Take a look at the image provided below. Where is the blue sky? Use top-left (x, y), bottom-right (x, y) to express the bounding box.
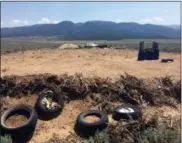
top-left (1, 2), bottom-right (180, 27)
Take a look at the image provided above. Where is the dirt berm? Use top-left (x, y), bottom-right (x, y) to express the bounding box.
top-left (0, 73), bottom-right (181, 143)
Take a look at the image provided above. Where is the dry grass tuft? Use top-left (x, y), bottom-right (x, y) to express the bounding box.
top-left (2, 68), bottom-right (9, 73)
top-left (0, 73), bottom-right (180, 109)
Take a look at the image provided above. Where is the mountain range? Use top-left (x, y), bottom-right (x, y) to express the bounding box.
top-left (1, 21), bottom-right (180, 40)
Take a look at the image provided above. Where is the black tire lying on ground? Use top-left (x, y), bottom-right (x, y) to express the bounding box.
top-left (112, 104), bottom-right (142, 121)
top-left (161, 58), bottom-right (174, 63)
top-left (35, 90), bottom-right (64, 120)
top-left (0, 104), bottom-right (38, 143)
top-left (75, 110), bottom-right (108, 137)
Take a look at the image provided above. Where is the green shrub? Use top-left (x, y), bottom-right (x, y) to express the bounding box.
top-left (137, 124), bottom-right (180, 143)
top-left (83, 130), bottom-right (109, 143)
top-left (1, 136), bottom-right (12, 143)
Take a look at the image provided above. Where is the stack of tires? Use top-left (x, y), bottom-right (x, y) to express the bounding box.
top-left (153, 42), bottom-right (159, 60)
top-left (153, 49), bottom-right (159, 60)
top-left (145, 49), bottom-right (154, 60)
top-left (138, 41), bottom-right (159, 61)
top-left (137, 41), bottom-right (145, 61)
top-left (138, 47), bottom-right (145, 61)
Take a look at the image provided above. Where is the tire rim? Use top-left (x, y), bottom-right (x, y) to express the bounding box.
top-left (118, 107), bottom-right (134, 113)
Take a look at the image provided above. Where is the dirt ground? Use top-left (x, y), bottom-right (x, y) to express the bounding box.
top-left (5, 115), bottom-right (28, 128)
top-left (1, 48), bottom-right (180, 80)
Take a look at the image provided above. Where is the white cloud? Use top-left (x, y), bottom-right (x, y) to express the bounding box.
top-left (115, 19), bottom-right (122, 23)
top-left (153, 17), bottom-right (164, 22)
top-left (10, 20), bottom-right (29, 26)
top-left (37, 17), bottom-right (50, 24)
top-left (115, 19), bottom-right (132, 23)
top-left (13, 20), bottom-right (21, 25)
top-left (37, 18), bottom-right (60, 24)
top-left (6, 18), bottom-right (59, 27)
top-left (140, 17), bottom-right (164, 24)
top-left (1, 21), bottom-right (4, 25)
top-left (23, 20), bottom-right (29, 25)
top-left (52, 20), bottom-right (59, 24)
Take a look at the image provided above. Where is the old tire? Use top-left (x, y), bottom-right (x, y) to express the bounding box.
top-left (0, 104), bottom-right (38, 143)
top-left (35, 90), bottom-right (64, 120)
top-left (161, 58), bottom-right (174, 63)
top-left (76, 110), bottom-right (108, 137)
top-left (112, 104), bottom-right (142, 121)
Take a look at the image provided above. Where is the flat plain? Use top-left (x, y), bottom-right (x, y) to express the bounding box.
top-left (1, 48), bottom-right (180, 80)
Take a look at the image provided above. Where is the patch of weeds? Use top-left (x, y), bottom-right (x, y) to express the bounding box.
top-left (1, 135), bottom-right (12, 143)
top-left (83, 130), bottom-right (109, 143)
top-left (137, 113), bottom-right (180, 143)
top-left (137, 124), bottom-right (180, 143)
top-left (109, 112), bottom-right (180, 143)
top-left (108, 120), bottom-right (140, 143)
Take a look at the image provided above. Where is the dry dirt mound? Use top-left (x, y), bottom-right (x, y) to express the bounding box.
top-left (58, 43), bottom-right (79, 49)
top-left (0, 73), bottom-right (180, 109)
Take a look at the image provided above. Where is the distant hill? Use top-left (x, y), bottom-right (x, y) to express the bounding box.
top-left (1, 21), bottom-right (180, 40)
top-left (168, 25), bottom-right (180, 30)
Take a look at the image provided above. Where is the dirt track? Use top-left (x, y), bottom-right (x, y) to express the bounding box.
top-left (1, 48), bottom-right (180, 80)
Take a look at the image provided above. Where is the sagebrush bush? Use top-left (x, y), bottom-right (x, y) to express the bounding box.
top-left (137, 124), bottom-right (180, 143)
top-left (83, 130), bottom-right (109, 143)
top-left (1, 136), bottom-right (12, 143)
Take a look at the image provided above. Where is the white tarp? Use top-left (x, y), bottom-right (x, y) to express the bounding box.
top-left (85, 43), bottom-right (98, 47)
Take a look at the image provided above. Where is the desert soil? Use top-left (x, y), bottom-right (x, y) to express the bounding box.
top-left (5, 114), bottom-right (28, 128)
top-left (1, 48), bottom-right (180, 80)
top-left (83, 115), bottom-right (100, 123)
